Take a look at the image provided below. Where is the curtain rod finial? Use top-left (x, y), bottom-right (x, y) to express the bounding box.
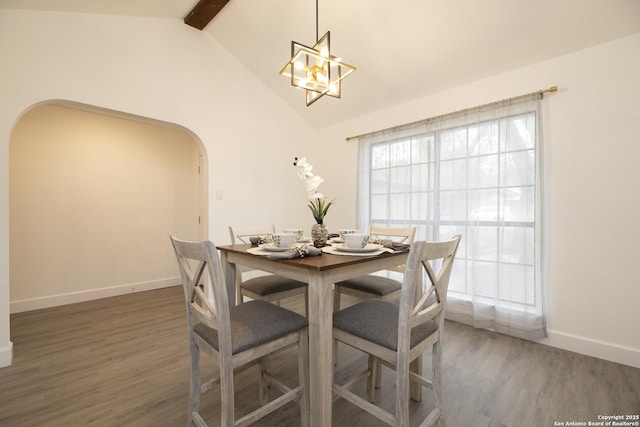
top-left (539, 86), bottom-right (558, 97)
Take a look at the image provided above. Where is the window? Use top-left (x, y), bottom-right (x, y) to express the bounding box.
top-left (356, 94), bottom-right (546, 340)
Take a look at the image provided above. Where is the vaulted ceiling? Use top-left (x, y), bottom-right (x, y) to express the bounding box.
top-left (2, 0), bottom-right (640, 127)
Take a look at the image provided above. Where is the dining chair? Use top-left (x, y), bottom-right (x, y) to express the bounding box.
top-left (229, 225), bottom-right (308, 316)
top-left (332, 235), bottom-right (461, 427)
top-left (170, 235), bottom-right (309, 427)
top-left (333, 226), bottom-right (416, 364)
top-left (333, 225), bottom-right (417, 310)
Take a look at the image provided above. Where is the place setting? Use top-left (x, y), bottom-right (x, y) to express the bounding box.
top-left (247, 230), bottom-right (321, 259)
top-left (323, 232), bottom-right (410, 256)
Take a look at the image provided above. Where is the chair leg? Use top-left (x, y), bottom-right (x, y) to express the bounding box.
top-left (432, 340), bottom-right (444, 426)
top-left (374, 357), bottom-right (382, 386)
top-left (409, 356), bottom-right (423, 401)
top-left (298, 329), bottom-right (310, 427)
top-left (367, 355), bottom-right (378, 402)
top-left (258, 357), bottom-right (271, 405)
top-left (396, 359), bottom-right (411, 427)
top-left (236, 274), bottom-right (243, 305)
top-left (188, 340), bottom-right (201, 427)
top-left (333, 287), bottom-right (341, 312)
top-left (219, 358), bottom-right (235, 427)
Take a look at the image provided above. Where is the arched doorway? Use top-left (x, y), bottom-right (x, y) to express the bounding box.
top-left (9, 100), bottom-right (207, 313)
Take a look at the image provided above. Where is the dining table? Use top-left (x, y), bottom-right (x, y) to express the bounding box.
top-left (217, 243), bottom-right (411, 427)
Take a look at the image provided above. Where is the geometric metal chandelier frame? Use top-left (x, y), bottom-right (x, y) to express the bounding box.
top-left (279, 0), bottom-right (356, 106)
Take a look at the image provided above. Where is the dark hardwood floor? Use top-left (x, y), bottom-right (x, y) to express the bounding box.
top-left (1, 286), bottom-right (638, 426)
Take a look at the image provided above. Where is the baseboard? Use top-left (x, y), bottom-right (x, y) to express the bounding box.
top-left (543, 329), bottom-right (640, 369)
top-left (10, 277), bottom-right (181, 314)
top-left (0, 341), bottom-right (13, 368)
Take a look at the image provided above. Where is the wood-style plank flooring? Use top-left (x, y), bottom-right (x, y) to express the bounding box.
top-left (1, 286), bottom-right (638, 426)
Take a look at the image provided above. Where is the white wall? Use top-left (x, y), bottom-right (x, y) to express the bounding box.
top-left (315, 33), bottom-right (640, 368)
top-left (9, 102), bottom-right (201, 312)
top-left (0, 9), bottom-right (318, 367)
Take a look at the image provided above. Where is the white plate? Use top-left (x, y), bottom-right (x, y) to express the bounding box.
top-left (334, 243), bottom-right (384, 253)
top-left (328, 237), bottom-right (344, 243)
top-left (297, 238), bottom-right (312, 243)
top-left (259, 244), bottom-right (290, 252)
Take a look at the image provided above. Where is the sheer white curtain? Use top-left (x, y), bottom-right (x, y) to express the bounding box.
top-left (356, 93), bottom-right (546, 340)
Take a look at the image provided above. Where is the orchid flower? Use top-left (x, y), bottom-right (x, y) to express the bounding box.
top-left (305, 175), bottom-right (324, 196)
top-left (293, 157), bottom-right (334, 224)
top-left (294, 157), bottom-right (314, 179)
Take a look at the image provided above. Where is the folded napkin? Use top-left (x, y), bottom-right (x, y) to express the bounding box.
top-left (249, 236), bottom-right (271, 246)
top-left (267, 245), bottom-right (323, 260)
top-left (380, 239), bottom-right (411, 252)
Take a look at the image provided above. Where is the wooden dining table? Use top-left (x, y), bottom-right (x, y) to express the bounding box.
top-left (217, 243), bottom-right (410, 427)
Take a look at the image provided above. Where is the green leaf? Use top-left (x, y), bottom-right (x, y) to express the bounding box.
top-left (306, 198), bottom-right (333, 224)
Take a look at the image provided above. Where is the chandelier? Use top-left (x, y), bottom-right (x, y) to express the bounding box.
top-left (279, 0), bottom-right (356, 106)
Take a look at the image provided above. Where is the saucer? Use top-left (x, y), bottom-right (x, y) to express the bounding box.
top-left (333, 243), bottom-right (383, 253)
top-left (259, 243), bottom-right (291, 252)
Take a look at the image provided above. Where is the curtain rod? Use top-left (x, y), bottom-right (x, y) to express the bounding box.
top-left (345, 85), bottom-right (557, 142)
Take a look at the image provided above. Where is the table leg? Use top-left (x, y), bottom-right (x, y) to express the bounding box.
top-left (306, 272), bottom-right (333, 427)
top-left (219, 250), bottom-right (236, 308)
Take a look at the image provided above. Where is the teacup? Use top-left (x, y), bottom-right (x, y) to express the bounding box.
top-left (338, 229), bottom-right (359, 238)
top-left (344, 233), bottom-right (370, 249)
top-left (271, 233), bottom-right (298, 248)
top-left (283, 229), bottom-right (304, 240)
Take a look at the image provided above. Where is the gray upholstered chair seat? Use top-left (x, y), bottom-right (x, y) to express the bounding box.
top-left (241, 275), bottom-right (307, 297)
top-left (194, 300), bottom-right (308, 354)
top-left (333, 299), bottom-right (437, 351)
top-left (229, 226), bottom-right (308, 316)
top-left (335, 275), bottom-right (401, 297)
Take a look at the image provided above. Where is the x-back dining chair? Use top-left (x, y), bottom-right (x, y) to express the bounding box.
top-left (333, 225), bottom-right (416, 363)
top-left (170, 235), bottom-right (309, 427)
top-left (332, 235), bottom-right (461, 427)
top-left (229, 225), bottom-right (308, 316)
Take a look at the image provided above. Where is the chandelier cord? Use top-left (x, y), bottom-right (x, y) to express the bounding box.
top-left (315, 0), bottom-right (319, 42)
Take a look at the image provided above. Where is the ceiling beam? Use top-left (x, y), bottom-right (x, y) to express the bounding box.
top-left (184, 0), bottom-right (230, 30)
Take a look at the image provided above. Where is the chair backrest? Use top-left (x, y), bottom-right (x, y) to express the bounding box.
top-left (398, 235), bottom-right (461, 350)
top-left (229, 225), bottom-right (277, 277)
top-left (368, 225), bottom-right (417, 273)
top-left (170, 235), bottom-right (234, 357)
top-left (368, 225), bottom-right (417, 245)
top-left (229, 224), bottom-right (276, 244)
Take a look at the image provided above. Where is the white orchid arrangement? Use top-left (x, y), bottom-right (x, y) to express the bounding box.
top-left (293, 157), bottom-right (334, 224)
